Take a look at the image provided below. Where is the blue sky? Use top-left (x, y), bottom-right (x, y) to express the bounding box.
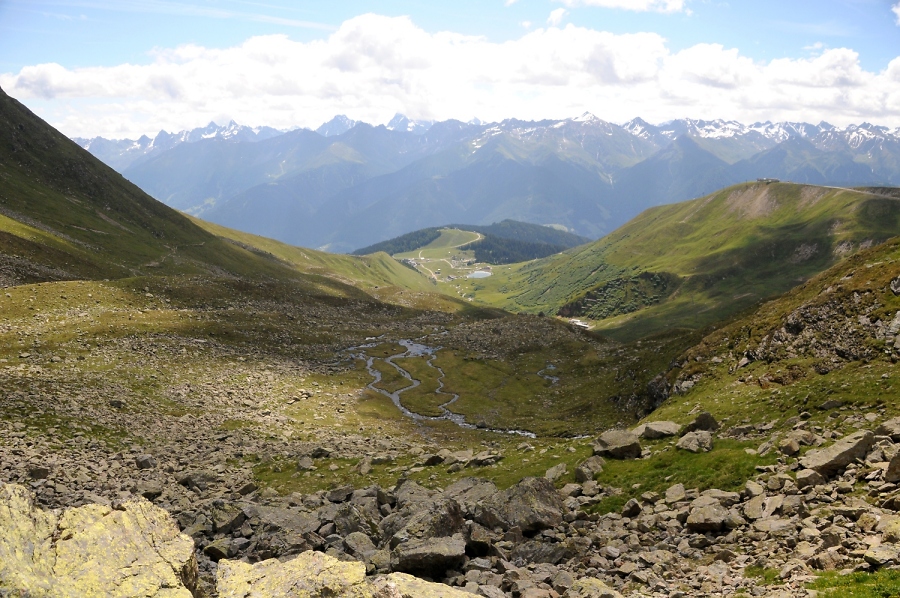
top-left (1, 0), bottom-right (899, 137)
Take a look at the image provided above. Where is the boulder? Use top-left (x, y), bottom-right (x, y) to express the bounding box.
top-left (886, 452), bottom-right (900, 483)
top-left (621, 498), bottom-right (642, 518)
top-left (475, 477), bottom-right (565, 533)
top-left (685, 504), bottom-right (729, 532)
top-left (563, 578), bottom-right (624, 598)
top-left (0, 483), bottom-right (198, 598)
top-left (391, 534), bottom-right (467, 574)
top-left (135, 454), bottom-right (156, 469)
top-left (799, 430), bottom-right (875, 477)
top-left (243, 504), bottom-right (320, 535)
top-left (216, 550), bottom-right (372, 597)
top-left (443, 478), bottom-right (498, 518)
top-left (592, 430), bottom-right (641, 460)
top-left (389, 498), bottom-right (466, 574)
top-left (205, 538), bottom-right (238, 561)
top-left (681, 412), bottom-right (719, 435)
top-left (176, 469), bottom-right (218, 491)
top-left (795, 468), bottom-right (826, 489)
top-left (878, 417), bottom-right (900, 441)
top-left (574, 456), bottom-right (605, 483)
top-left (136, 481), bottom-right (164, 500)
top-left (545, 463), bottom-right (567, 481)
top-left (664, 483), bottom-right (686, 503)
top-left (211, 501), bottom-right (246, 534)
top-left (345, 531), bottom-right (378, 560)
top-left (865, 545), bottom-right (900, 568)
top-left (676, 430), bottom-right (712, 453)
top-left (882, 519), bottom-right (900, 543)
top-left (638, 421), bottom-right (681, 439)
top-left (373, 572), bottom-right (473, 597)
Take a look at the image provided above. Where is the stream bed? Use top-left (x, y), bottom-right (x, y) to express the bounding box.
top-left (346, 339), bottom-right (535, 438)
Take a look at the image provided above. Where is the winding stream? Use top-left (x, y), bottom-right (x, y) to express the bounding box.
top-left (346, 339), bottom-right (535, 438)
top-left (537, 363), bottom-right (560, 385)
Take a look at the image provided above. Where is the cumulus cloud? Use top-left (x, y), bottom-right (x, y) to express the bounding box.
top-left (547, 8), bottom-right (568, 25)
top-left (1, 13), bottom-right (898, 139)
top-left (894, 2), bottom-right (900, 24)
top-left (557, 0), bottom-right (687, 13)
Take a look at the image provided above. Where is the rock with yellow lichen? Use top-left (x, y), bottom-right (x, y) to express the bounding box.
top-left (0, 483), bottom-right (198, 598)
top-left (217, 550), bottom-right (472, 598)
top-left (216, 550), bottom-right (373, 598)
top-left (372, 571), bottom-right (473, 597)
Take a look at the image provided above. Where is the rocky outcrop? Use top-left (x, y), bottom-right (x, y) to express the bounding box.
top-left (592, 430), bottom-right (641, 460)
top-left (0, 483), bottom-right (198, 598)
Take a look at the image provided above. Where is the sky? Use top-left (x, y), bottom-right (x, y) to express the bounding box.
top-left (1, 0), bottom-right (899, 139)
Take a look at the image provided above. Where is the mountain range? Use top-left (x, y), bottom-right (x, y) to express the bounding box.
top-left (73, 113), bottom-right (900, 253)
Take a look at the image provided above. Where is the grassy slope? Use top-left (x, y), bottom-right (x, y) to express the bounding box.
top-left (462, 182), bottom-right (900, 340)
top-left (0, 87), bottom-right (322, 286)
top-left (649, 235), bottom-right (900, 431)
top-left (0, 86), bottom-right (463, 314)
top-left (188, 216), bottom-right (436, 294)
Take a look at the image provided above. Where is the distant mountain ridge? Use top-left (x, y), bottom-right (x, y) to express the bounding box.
top-left (73, 120), bottom-right (285, 171)
top-left (71, 113), bottom-right (900, 253)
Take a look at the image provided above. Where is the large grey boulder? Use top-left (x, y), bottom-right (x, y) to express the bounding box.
top-left (637, 421), bottom-right (681, 439)
top-left (0, 483), bottom-right (198, 598)
top-left (389, 498), bottom-right (466, 575)
top-left (474, 477), bottom-right (565, 533)
top-left (391, 534), bottom-right (467, 574)
top-left (877, 417), bottom-right (900, 441)
top-left (686, 503), bottom-right (730, 532)
top-left (799, 430), bottom-right (874, 477)
top-left (681, 412), bottom-right (719, 435)
top-left (443, 478), bottom-right (498, 517)
top-left (676, 430), bottom-right (713, 453)
top-left (592, 430), bottom-right (641, 460)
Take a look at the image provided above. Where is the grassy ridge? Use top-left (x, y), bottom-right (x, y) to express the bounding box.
top-left (188, 216), bottom-right (436, 294)
top-left (459, 183), bottom-right (900, 340)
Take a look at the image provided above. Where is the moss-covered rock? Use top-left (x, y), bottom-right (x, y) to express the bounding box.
top-left (0, 483), bottom-right (198, 598)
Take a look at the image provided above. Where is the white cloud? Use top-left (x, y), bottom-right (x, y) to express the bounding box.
top-left (547, 8), bottom-right (568, 25)
top-left (2, 13), bottom-right (899, 139)
top-left (556, 0), bottom-right (687, 13)
top-left (894, 2), bottom-right (900, 24)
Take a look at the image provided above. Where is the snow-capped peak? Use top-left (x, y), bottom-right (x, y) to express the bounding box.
top-left (572, 112), bottom-right (600, 123)
top-left (386, 113), bottom-right (434, 134)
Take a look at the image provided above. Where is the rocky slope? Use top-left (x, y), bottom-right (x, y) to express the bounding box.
top-left (11, 409), bottom-right (900, 597)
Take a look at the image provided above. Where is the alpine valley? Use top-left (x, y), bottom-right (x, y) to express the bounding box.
top-left (2, 79), bottom-right (900, 598)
